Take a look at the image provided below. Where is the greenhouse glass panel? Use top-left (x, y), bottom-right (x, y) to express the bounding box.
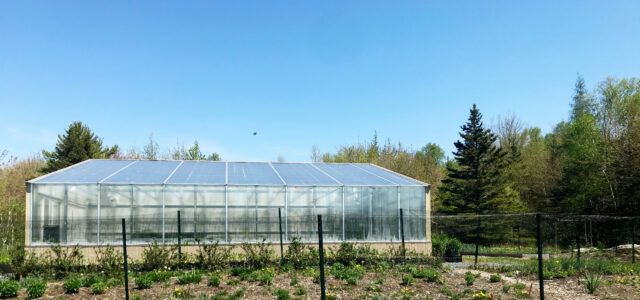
top-left (227, 162), bottom-right (283, 185)
top-left (286, 187), bottom-right (315, 241)
top-left (400, 186), bottom-right (427, 241)
top-left (31, 184), bottom-right (65, 244)
top-left (103, 160), bottom-right (180, 184)
top-left (164, 185), bottom-right (197, 243)
top-left (196, 186), bottom-right (226, 241)
top-left (166, 161), bottom-right (226, 184)
top-left (66, 184), bottom-right (98, 244)
top-left (313, 163), bottom-right (392, 185)
top-left (271, 163), bottom-right (339, 186)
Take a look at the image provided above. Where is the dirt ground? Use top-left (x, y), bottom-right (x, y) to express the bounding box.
top-left (13, 266), bottom-right (640, 299)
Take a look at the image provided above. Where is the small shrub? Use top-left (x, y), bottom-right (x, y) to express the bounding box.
top-left (241, 239), bottom-right (275, 269)
top-left (464, 271), bottom-right (475, 286)
top-left (208, 274), bottom-right (221, 287)
top-left (82, 273), bottom-right (104, 288)
top-left (63, 275), bottom-right (82, 294)
top-left (140, 240), bottom-right (175, 271)
top-left (0, 280), bottom-right (21, 299)
top-left (135, 274), bottom-right (153, 290)
top-left (48, 244), bottom-right (84, 278)
top-left (273, 288), bottom-right (291, 300)
top-left (294, 286), bottom-right (307, 296)
top-left (411, 267), bottom-right (441, 283)
top-left (284, 237), bottom-right (317, 269)
top-left (289, 274), bottom-right (299, 286)
top-left (90, 282), bottom-right (107, 295)
top-left (177, 271), bottom-right (202, 285)
top-left (584, 272), bottom-right (602, 294)
top-left (401, 274), bottom-right (414, 286)
top-left (94, 245), bottom-right (122, 275)
top-left (24, 277), bottom-right (47, 299)
top-left (255, 268), bottom-right (276, 285)
top-left (227, 278), bottom-right (240, 286)
top-left (489, 274), bottom-right (501, 283)
top-left (330, 263), bottom-right (364, 285)
top-left (195, 240), bottom-right (233, 270)
top-left (147, 270), bottom-right (173, 283)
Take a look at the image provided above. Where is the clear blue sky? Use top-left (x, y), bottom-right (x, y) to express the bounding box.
top-left (1, 1), bottom-right (639, 162)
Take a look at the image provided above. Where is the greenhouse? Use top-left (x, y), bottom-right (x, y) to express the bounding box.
top-left (26, 160), bottom-right (430, 248)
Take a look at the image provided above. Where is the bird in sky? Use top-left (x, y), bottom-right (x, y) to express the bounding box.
top-left (252, 132), bottom-right (257, 136)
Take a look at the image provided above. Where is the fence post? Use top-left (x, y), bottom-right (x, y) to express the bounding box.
top-left (474, 216), bottom-right (481, 268)
top-left (121, 218), bottom-right (129, 300)
top-left (400, 208), bottom-right (406, 262)
top-left (575, 219), bottom-right (581, 269)
top-left (633, 219), bottom-right (636, 264)
top-left (317, 215), bottom-right (326, 300)
top-left (177, 210), bottom-right (182, 267)
top-left (279, 207), bottom-right (284, 265)
top-left (536, 213), bottom-right (544, 300)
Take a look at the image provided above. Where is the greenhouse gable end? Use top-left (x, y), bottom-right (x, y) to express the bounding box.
top-left (26, 160), bottom-right (431, 254)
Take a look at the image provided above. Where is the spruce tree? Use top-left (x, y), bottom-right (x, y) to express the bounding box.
top-left (439, 104), bottom-right (522, 214)
top-left (42, 121), bottom-right (118, 173)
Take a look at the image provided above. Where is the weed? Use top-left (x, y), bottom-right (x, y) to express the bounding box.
top-left (401, 274), bottom-right (415, 286)
top-left (208, 274), bottom-right (221, 287)
top-left (135, 273), bottom-right (153, 290)
top-left (177, 270), bottom-right (202, 285)
top-left (273, 288), bottom-right (290, 300)
top-left (464, 271), bottom-right (475, 286)
top-left (489, 274), bottom-right (501, 283)
top-left (330, 262), bottom-right (365, 285)
top-left (294, 285), bottom-right (308, 296)
top-left (584, 272), bottom-right (602, 294)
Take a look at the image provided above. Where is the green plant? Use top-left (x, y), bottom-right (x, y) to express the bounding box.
top-left (208, 274), bottom-right (221, 287)
top-left (472, 290), bottom-right (492, 300)
top-left (464, 271), bottom-right (475, 286)
top-left (411, 266), bottom-right (441, 283)
top-left (489, 274), bottom-right (501, 283)
top-left (330, 262), bottom-right (365, 285)
top-left (177, 270), bottom-right (202, 285)
top-left (228, 287), bottom-right (246, 300)
top-left (255, 268), bottom-right (276, 285)
top-left (147, 270), bottom-right (173, 283)
top-left (140, 240), bottom-right (175, 271)
top-left (289, 274), bottom-right (299, 286)
top-left (273, 288), bottom-right (291, 300)
top-left (90, 282), bottom-right (107, 295)
top-left (24, 277), bottom-right (47, 299)
top-left (294, 285), bottom-right (307, 296)
top-left (227, 278), bottom-right (240, 286)
top-left (241, 239), bottom-right (275, 269)
top-left (195, 240), bottom-right (233, 270)
top-left (135, 273), bottom-right (153, 290)
top-left (584, 272), bottom-right (602, 294)
top-left (501, 284), bottom-right (511, 293)
top-left (401, 274), bottom-right (414, 286)
top-left (48, 244), bottom-right (84, 278)
top-left (94, 244), bottom-right (122, 275)
top-left (63, 275), bottom-right (82, 294)
top-left (173, 287), bottom-right (192, 299)
top-left (284, 237), bottom-right (317, 269)
top-left (82, 273), bottom-right (104, 288)
top-left (432, 234), bottom-right (462, 257)
top-left (0, 279), bottom-right (21, 299)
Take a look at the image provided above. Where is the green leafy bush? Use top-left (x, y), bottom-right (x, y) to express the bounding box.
top-left (140, 240), bottom-right (175, 271)
top-left (147, 270), bottom-right (173, 283)
top-left (208, 274), bottom-right (221, 287)
top-left (90, 282), bottom-right (107, 295)
top-left (48, 244), bottom-right (84, 278)
top-left (94, 245), bottom-right (122, 275)
top-left (284, 237), bottom-right (317, 269)
top-left (135, 274), bottom-right (153, 290)
top-left (432, 235), bottom-right (462, 257)
top-left (255, 268), bottom-right (276, 285)
top-left (330, 241), bottom-right (379, 265)
top-left (24, 277), bottom-right (46, 299)
top-left (195, 240), bottom-right (233, 270)
top-left (0, 279), bottom-right (20, 299)
top-left (63, 275), bottom-right (82, 294)
top-left (411, 267), bottom-right (441, 283)
top-left (176, 270), bottom-right (202, 285)
top-left (273, 288), bottom-right (291, 300)
top-left (294, 286), bottom-right (307, 296)
top-left (489, 274), bottom-right (501, 283)
top-left (82, 273), bottom-right (104, 288)
top-left (330, 262), bottom-right (364, 285)
top-left (401, 274), bottom-right (414, 286)
top-left (241, 239), bottom-right (275, 269)
top-left (464, 271), bottom-right (476, 286)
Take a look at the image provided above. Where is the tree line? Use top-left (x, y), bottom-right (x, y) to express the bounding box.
top-left (322, 76), bottom-right (640, 217)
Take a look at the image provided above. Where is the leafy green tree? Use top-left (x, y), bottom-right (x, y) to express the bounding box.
top-left (439, 104), bottom-right (523, 214)
top-left (181, 141), bottom-right (221, 161)
top-left (42, 122), bottom-right (118, 173)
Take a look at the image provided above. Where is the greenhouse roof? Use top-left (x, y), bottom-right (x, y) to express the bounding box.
top-left (29, 160), bottom-right (428, 187)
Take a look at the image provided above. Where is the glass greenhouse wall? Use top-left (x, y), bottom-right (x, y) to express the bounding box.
top-left (27, 160), bottom-right (429, 246)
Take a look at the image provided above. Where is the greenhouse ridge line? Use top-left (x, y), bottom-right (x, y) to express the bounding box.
top-left (28, 159), bottom-right (428, 187)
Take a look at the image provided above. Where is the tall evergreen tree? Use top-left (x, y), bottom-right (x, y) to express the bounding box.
top-left (42, 121), bottom-right (118, 173)
top-left (439, 104), bottom-right (523, 214)
top-left (571, 75), bottom-right (596, 119)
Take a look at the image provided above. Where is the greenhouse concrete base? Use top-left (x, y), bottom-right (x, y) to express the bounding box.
top-left (26, 241), bottom-right (432, 261)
